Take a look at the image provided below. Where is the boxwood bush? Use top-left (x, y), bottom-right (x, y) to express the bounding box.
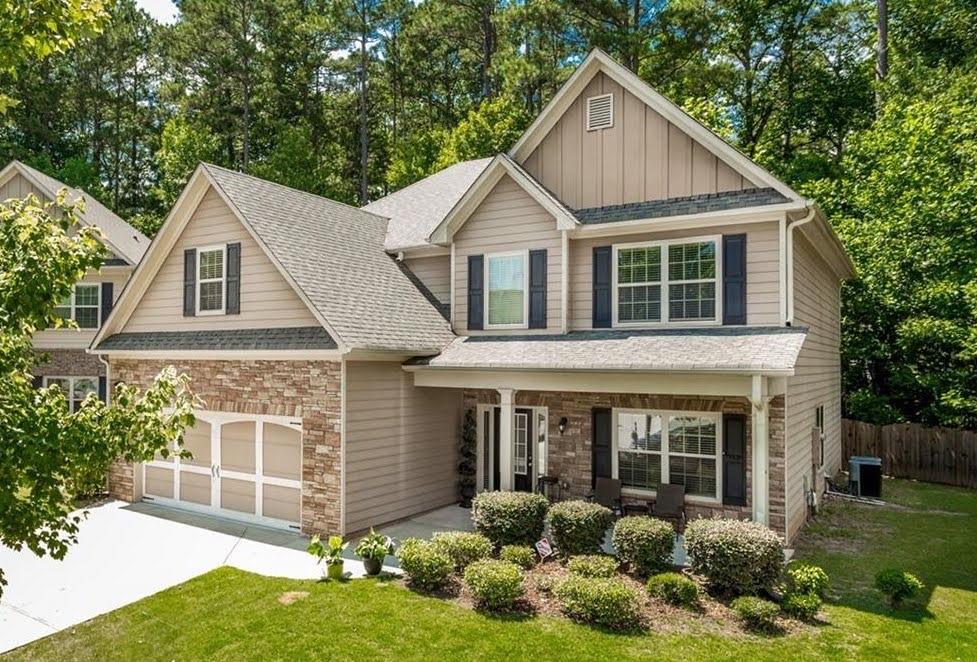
top-left (554, 576), bottom-right (641, 630)
top-left (431, 531), bottom-right (493, 570)
top-left (646, 572), bottom-right (699, 608)
top-left (731, 596), bottom-right (780, 632)
top-left (612, 516), bottom-right (675, 575)
top-left (782, 592), bottom-right (822, 620)
top-left (547, 500), bottom-right (613, 557)
top-left (684, 518), bottom-right (784, 595)
top-left (785, 563), bottom-right (829, 598)
top-left (875, 568), bottom-right (924, 606)
top-left (471, 491), bottom-right (549, 547)
top-left (499, 544), bottom-right (536, 570)
top-left (396, 538), bottom-right (452, 592)
top-left (463, 559), bottom-right (525, 611)
top-left (567, 554), bottom-right (619, 578)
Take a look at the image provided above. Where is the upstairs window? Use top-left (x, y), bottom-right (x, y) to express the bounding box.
top-left (485, 251), bottom-right (527, 328)
top-left (668, 241), bottom-right (717, 321)
top-left (197, 245), bottom-right (226, 314)
top-left (54, 283), bottom-right (101, 329)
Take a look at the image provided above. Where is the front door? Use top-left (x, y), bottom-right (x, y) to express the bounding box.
top-left (491, 407), bottom-right (534, 492)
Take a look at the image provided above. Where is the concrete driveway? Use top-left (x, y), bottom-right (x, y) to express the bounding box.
top-left (0, 500), bottom-right (381, 654)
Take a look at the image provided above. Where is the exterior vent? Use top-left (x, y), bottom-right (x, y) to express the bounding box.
top-left (586, 93), bottom-right (614, 131)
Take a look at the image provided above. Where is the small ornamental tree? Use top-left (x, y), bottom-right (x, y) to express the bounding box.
top-left (0, 194), bottom-right (196, 596)
top-left (458, 409), bottom-right (477, 505)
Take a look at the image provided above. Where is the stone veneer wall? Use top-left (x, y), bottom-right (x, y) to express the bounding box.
top-left (32, 348), bottom-right (106, 377)
top-left (108, 359), bottom-right (342, 536)
top-left (463, 390), bottom-right (787, 540)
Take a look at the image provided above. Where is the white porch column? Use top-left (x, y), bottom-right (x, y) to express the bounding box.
top-left (498, 388), bottom-right (516, 491)
top-left (750, 374), bottom-right (772, 526)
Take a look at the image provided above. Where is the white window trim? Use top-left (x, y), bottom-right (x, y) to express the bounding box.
top-left (611, 407), bottom-right (723, 504)
top-left (53, 282), bottom-right (101, 330)
top-left (43, 375), bottom-right (99, 412)
top-left (586, 92), bottom-right (614, 131)
top-left (475, 404), bottom-right (548, 492)
top-left (612, 234), bottom-right (723, 328)
top-left (483, 249), bottom-right (530, 330)
top-left (815, 404), bottom-right (826, 468)
top-left (196, 244), bottom-right (227, 316)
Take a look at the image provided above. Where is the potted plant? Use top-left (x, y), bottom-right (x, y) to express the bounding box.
top-left (354, 528), bottom-right (394, 576)
top-left (308, 534), bottom-right (348, 580)
top-left (459, 409), bottom-right (477, 506)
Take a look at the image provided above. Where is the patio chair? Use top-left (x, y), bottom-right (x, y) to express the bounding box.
top-left (651, 483), bottom-right (687, 532)
top-left (587, 477), bottom-right (623, 517)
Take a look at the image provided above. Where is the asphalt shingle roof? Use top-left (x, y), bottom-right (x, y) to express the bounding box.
top-left (408, 326), bottom-right (808, 374)
top-left (364, 158), bottom-right (492, 251)
top-left (575, 188), bottom-right (789, 225)
top-left (13, 161), bottom-right (149, 264)
top-left (97, 327), bottom-right (337, 351)
top-left (203, 164), bottom-right (456, 353)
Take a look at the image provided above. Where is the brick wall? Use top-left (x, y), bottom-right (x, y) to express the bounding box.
top-left (463, 389), bottom-right (787, 539)
top-left (108, 358), bottom-right (342, 536)
top-left (32, 348), bottom-right (105, 377)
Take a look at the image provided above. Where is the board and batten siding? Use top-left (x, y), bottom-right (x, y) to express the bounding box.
top-left (343, 360), bottom-right (462, 533)
top-left (521, 72), bottom-right (757, 210)
top-left (123, 187), bottom-right (320, 332)
top-left (0, 171), bottom-right (47, 200)
top-left (452, 175), bottom-right (562, 334)
top-left (784, 233), bottom-right (842, 543)
top-left (404, 255), bottom-right (450, 305)
top-left (568, 221), bottom-right (781, 330)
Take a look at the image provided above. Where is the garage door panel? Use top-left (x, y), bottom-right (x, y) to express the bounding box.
top-left (263, 423), bottom-right (301, 480)
top-left (183, 420), bottom-right (212, 467)
top-left (221, 421), bottom-right (256, 473)
top-left (263, 484), bottom-right (300, 522)
top-left (221, 477), bottom-right (255, 514)
top-left (179, 471), bottom-right (211, 506)
top-left (145, 466), bottom-right (173, 498)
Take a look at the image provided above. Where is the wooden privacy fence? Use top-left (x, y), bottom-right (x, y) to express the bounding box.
top-left (842, 419), bottom-right (977, 489)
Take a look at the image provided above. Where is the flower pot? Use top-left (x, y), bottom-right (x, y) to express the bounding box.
top-left (326, 561), bottom-right (344, 581)
top-left (460, 484), bottom-right (476, 501)
top-left (363, 557), bottom-right (383, 576)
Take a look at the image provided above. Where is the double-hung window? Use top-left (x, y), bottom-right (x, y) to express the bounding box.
top-left (613, 236), bottom-right (720, 325)
top-left (54, 283), bottom-right (101, 329)
top-left (485, 251), bottom-right (528, 328)
top-left (197, 245), bottom-right (226, 314)
top-left (613, 409), bottom-right (721, 500)
top-left (44, 376), bottom-right (98, 412)
top-left (815, 405), bottom-right (825, 467)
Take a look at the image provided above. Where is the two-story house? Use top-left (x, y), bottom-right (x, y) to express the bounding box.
top-left (91, 50), bottom-right (853, 545)
top-left (0, 160), bottom-right (148, 405)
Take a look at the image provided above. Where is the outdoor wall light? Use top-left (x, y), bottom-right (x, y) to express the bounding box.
top-left (558, 417), bottom-right (568, 435)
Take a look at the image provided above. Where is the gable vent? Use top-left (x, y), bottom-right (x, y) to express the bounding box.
top-left (586, 93), bottom-right (614, 131)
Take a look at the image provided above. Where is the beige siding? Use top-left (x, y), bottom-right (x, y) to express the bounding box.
top-left (523, 72), bottom-right (757, 209)
top-left (343, 361), bottom-right (462, 533)
top-left (33, 268), bottom-right (131, 349)
top-left (123, 187), bottom-right (319, 332)
top-left (568, 221), bottom-right (782, 330)
top-left (784, 233), bottom-right (842, 543)
top-left (404, 255), bottom-right (450, 305)
top-left (0, 172), bottom-right (47, 201)
top-left (452, 176), bottom-right (562, 334)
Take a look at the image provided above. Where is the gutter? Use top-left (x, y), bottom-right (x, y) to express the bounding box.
top-left (785, 202), bottom-right (816, 326)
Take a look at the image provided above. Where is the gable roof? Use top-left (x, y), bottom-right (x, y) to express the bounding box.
top-left (508, 49), bottom-right (803, 203)
top-left (95, 164), bottom-right (455, 355)
top-left (0, 160), bottom-right (149, 264)
top-left (364, 158), bottom-right (492, 252)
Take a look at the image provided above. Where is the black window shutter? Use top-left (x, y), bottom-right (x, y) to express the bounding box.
top-left (592, 407), bottom-right (613, 488)
top-left (100, 282), bottom-right (114, 326)
top-left (98, 376), bottom-right (107, 403)
top-left (467, 254), bottom-right (484, 330)
top-left (529, 249), bottom-right (547, 329)
top-left (32, 375), bottom-right (43, 389)
top-left (722, 413), bottom-right (747, 506)
top-left (592, 246), bottom-right (612, 328)
top-left (226, 242), bottom-right (241, 315)
top-left (183, 248), bottom-right (196, 317)
top-left (722, 234), bottom-right (747, 325)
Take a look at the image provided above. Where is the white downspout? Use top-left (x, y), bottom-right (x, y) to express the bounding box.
top-left (785, 204), bottom-right (816, 326)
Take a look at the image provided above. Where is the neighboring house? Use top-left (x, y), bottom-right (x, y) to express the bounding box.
top-left (0, 160), bottom-right (148, 407)
top-left (91, 50), bottom-right (853, 545)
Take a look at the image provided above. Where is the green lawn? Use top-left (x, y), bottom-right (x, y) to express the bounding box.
top-left (8, 479), bottom-right (977, 661)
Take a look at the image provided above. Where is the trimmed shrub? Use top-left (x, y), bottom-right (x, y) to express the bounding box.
top-left (396, 539), bottom-right (452, 592)
top-left (875, 568), bottom-right (924, 606)
top-left (785, 563), bottom-right (829, 598)
top-left (471, 491), bottom-right (549, 547)
top-left (547, 500), bottom-right (614, 557)
top-left (783, 592), bottom-right (822, 620)
top-left (731, 596), bottom-right (780, 632)
top-left (612, 516), bottom-right (675, 575)
top-left (463, 560), bottom-right (525, 611)
top-left (554, 576), bottom-right (641, 630)
top-left (646, 572), bottom-right (699, 608)
top-left (567, 554), bottom-right (619, 578)
top-left (431, 531), bottom-right (493, 570)
top-left (534, 574), bottom-right (558, 594)
top-left (499, 544), bottom-right (536, 570)
top-left (684, 518), bottom-right (784, 595)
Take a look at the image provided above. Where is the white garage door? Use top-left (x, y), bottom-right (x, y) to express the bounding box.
top-left (142, 412), bottom-right (303, 530)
